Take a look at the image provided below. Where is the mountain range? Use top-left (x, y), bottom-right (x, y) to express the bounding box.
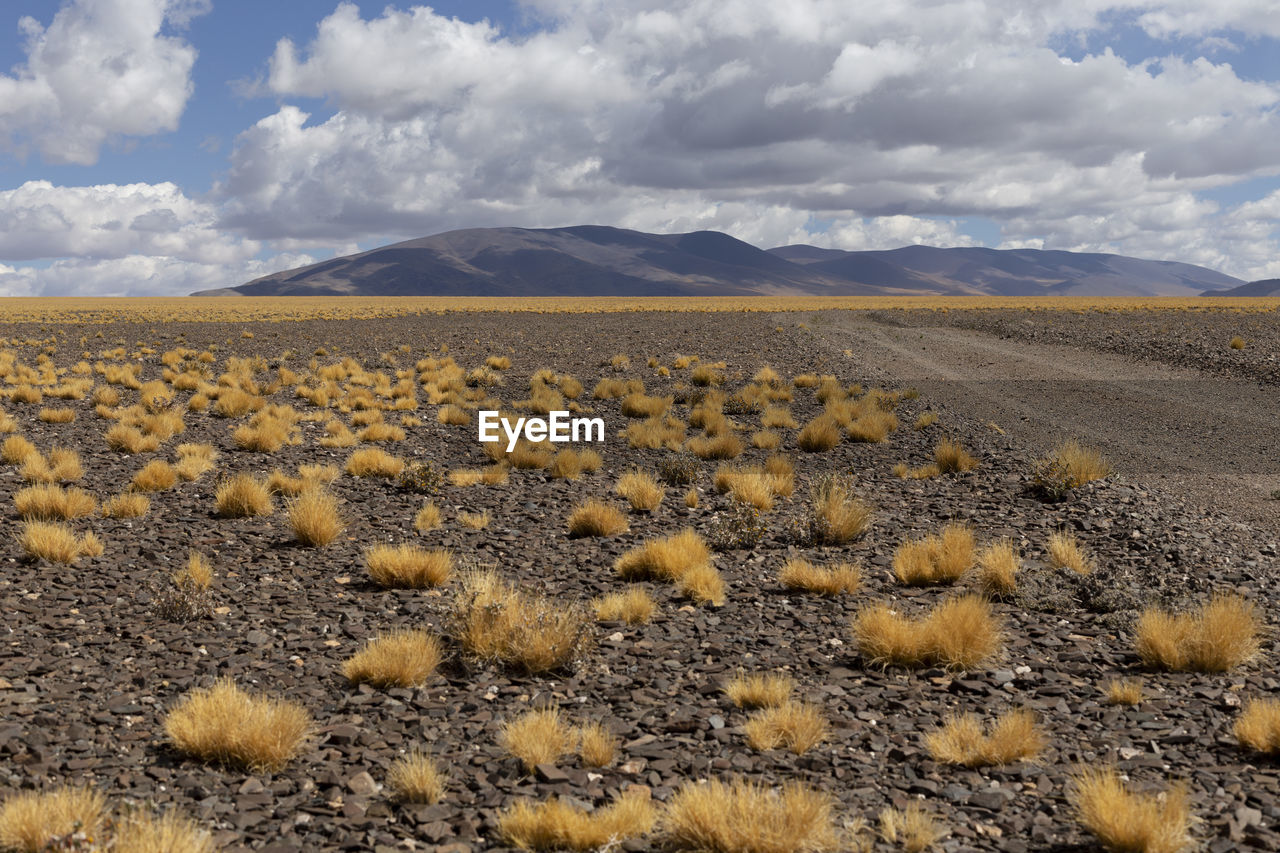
top-left (193, 225), bottom-right (1252, 298)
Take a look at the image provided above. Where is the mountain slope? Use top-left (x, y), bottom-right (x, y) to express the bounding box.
top-left (1204, 278), bottom-right (1280, 297)
top-left (194, 226), bottom-right (1244, 297)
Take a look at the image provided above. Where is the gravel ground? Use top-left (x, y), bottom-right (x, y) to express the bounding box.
top-left (0, 308), bottom-right (1277, 852)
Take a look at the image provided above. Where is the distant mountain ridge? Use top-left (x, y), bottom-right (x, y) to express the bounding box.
top-left (1205, 278), bottom-right (1280, 297)
top-left (194, 225), bottom-right (1245, 298)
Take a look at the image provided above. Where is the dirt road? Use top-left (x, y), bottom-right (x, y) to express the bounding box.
top-left (798, 311), bottom-right (1280, 536)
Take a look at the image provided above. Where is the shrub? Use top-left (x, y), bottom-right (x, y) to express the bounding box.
top-left (0, 786), bottom-right (106, 853)
top-left (779, 557), bottom-right (860, 596)
top-left (724, 672), bottom-right (794, 709)
top-left (593, 587), bottom-right (656, 624)
top-left (499, 791), bottom-right (657, 852)
top-left (1229, 336), bottom-right (1246, 350)
top-left (1047, 529), bottom-right (1095, 574)
top-left (617, 468), bottom-right (663, 511)
top-left (707, 503), bottom-right (768, 551)
top-left (365, 544), bottom-right (452, 588)
top-left (13, 484), bottom-right (96, 521)
top-left (658, 454), bottom-right (700, 486)
top-left (976, 539), bottom-right (1019, 596)
top-left (892, 523), bottom-right (974, 585)
top-left (926, 709), bottom-right (1043, 766)
top-left (131, 459), bottom-right (178, 492)
top-left (1135, 593), bottom-right (1261, 672)
top-left (343, 629), bottom-right (443, 688)
top-left (346, 447), bottom-right (404, 477)
top-left (451, 570), bottom-right (592, 674)
top-left (796, 414), bottom-right (841, 452)
top-left (743, 701), bottom-right (828, 754)
top-left (287, 489), bottom-right (345, 546)
top-left (662, 778), bottom-right (839, 853)
top-left (1235, 698), bottom-right (1280, 754)
top-left (437, 404), bottom-right (471, 425)
top-left (214, 473), bottom-right (274, 518)
top-left (501, 707), bottom-right (578, 771)
top-left (567, 499), bottom-right (629, 537)
top-left (1070, 767), bottom-right (1192, 853)
top-left (164, 678), bottom-right (310, 771)
top-left (853, 595), bottom-right (1003, 670)
top-left (102, 492), bottom-right (150, 518)
top-left (625, 414), bottom-right (686, 450)
top-left (387, 750), bottom-right (447, 804)
top-left (934, 437), bottom-right (978, 473)
top-left (397, 461), bottom-right (443, 494)
top-left (809, 475), bottom-right (871, 544)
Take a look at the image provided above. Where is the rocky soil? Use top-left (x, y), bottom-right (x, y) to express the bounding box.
top-left (0, 308), bottom-right (1277, 852)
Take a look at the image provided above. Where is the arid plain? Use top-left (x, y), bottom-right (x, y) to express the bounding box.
top-left (0, 299), bottom-right (1278, 852)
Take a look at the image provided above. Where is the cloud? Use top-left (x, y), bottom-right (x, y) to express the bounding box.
top-left (0, 0), bottom-right (204, 165)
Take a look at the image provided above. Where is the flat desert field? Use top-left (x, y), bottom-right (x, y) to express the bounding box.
top-left (0, 300), bottom-right (1278, 852)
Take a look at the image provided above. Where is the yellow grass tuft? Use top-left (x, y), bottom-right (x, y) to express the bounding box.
top-left (345, 447), bottom-right (404, 477)
top-left (112, 809), bottom-right (215, 853)
top-left (1047, 529), bottom-right (1096, 574)
top-left (214, 473), bottom-right (274, 518)
top-left (38, 407), bottom-right (75, 423)
top-left (678, 562), bottom-right (726, 606)
top-left (809, 476), bottom-right (872, 544)
top-left (893, 523), bottom-right (975, 586)
top-left (687, 433), bottom-right (744, 460)
top-left (174, 442), bottom-right (218, 481)
top-left (593, 586), bottom-right (656, 624)
top-left (387, 750), bottom-right (447, 804)
top-left (853, 594), bottom-right (1003, 670)
top-left (131, 459), bottom-right (178, 492)
top-left (684, 488), bottom-right (699, 508)
top-left (1070, 767), bottom-right (1192, 853)
top-left (743, 700), bottom-right (829, 754)
top-left (724, 671), bottom-right (794, 709)
top-left (914, 411), bottom-right (939, 430)
top-left (616, 528), bottom-right (711, 582)
top-left (761, 406), bottom-right (797, 429)
top-left (287, 488), bottom-right (345, 546)
top-left (926, 709), bottom-right (1043, 766)
top-left (501, 707), bottom-right (579, 771)
top-left (342, 629), bottom-right (444, 688)
top-left (879, 803), bottom-right (946, 853)
top-left (567, 499), bottom-right (629, 537)
top-left (18, 521), bottom-right (100, 563)
top-left (1134, 593), bottom-right (1261, 672)
top-left (414, 501), bottom-right (442, 531)
top-left (458, 509), bottom-right (490, 529)
top-left (578, 722), bottom-right (618, 767)
top-left (164, 678), bottom-right (310, 772)
top-left (662, 778), bottom-right (839, 853)
top-left (2, 435), bottom-right (39, 465)
top-left (617, 468), bottom-right (664, 511)
top-left (499, 791), bottom-right (657, 852)
top-left (365, 543), bottom-right (452, 588)
top-left (452, 570), bottom-right (591, 674)
top-left (175, 550), bottom-right (213, 591)
top-left (1104, 678), bottom-right (1144, 706)
top-left (1229, 335), bottom-right (1246, 350)
top-left (934, 437), bottom-right (978, 473)
top-left (14, 484), bottom-right (96, 521)
top-left (0, 786), bottom-right (106, 853)
top-left (1235, 698), bottom-right (1280, 754)
top-left (102, 491), bottom-right (150, 518)
top-left (976, 539), bottom-right (1020, 596)
top-left (796, 413), bottom-right (841, 452)
top-left (751, 430), bottom-right (781, 449)
top-left (1041, 439), bottom-right (1111, 487)
top-left (779, 557), bottom-right (860, 596)
top-left (104, 423), bottom-right (161, 454)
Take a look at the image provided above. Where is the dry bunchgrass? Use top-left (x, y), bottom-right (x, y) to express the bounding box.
top-left (1070, 767), bottom-right (1193, 853)
top-left (577, 722), bottom-right (618, 767)
top-left (2, 435), bottom-right (39, 465)
top-left (342, 629), bottom-right (444, 688)
top-left (761, 406), bottom-right (797, 429)
top-left (387, 750), bottom-right (447, 804)
top-left (1235, 698), bottom-right (1280, 754)
top-left (617, 468), bottom-right (664, 511)
top-left (345, 447), bottom-right (404, 477)
top-left (593, 587), bottom-right (656, 624)
top-left (548, 449), bottom-right (584, 480)
top-left (214, 473), bottom-right (274, 518)
top-left (459, 509), bottom-right (490, 529)
top-left (678, 562), bottom-right (726, 606)
top-left (796, 414), bottom-right (841, 452)
top-left (1047, 529), bottom-right (1096, 574)
top-left (414, 501), bottom-right (442, 531)
top-left (437, 404), bottom-right (471, 425)
top-left (809, 476), bottom-right (872, 544)
top-left (926, 708), bottom-right (1043, 766)
top-left (687, 433), bottom-right (744, 460)
top-left (451, 570), bottom-right (591, 674)
top-left (616, 528), bottom-right (710, 582)
top-left (1104, 678), bottom-right (1145, 706)
top-left (779, 557), bottom-right (860, 596)
top-left (501, 706), bottom-right (579, 770)
top-left (846, 409), bottom-right (898, 443)
top-left (499, 791), bottom-right (657, 852)
top-left (1134, 593), bottom-right (1261, 672)
top-left (38, 407), bottom-right (74, 423)
top-left (1044, 439), bottom-right (1112, 487)
top-left (934, 437), bottom-right (979, 473)
top-left (509, 441), bottom-right (553, 470)
top-left (18, 521), bottom-right (100, 563)
top-left (684, 488), bottom-right (699, 508)
top-left (131, 459), bottom-right (178, 492)
top-left (879, 803), bottom-right (945, 853)
top-left (914, 411), bottom-right (939, 430)
top-left (567, 499), bottom-right (629, 537)
top-left (174, 442), bottom-right (218, 481)
top-left (13, 484), bottom-right (96, 521)
top-left (0, 785), bottom-right (106, 853)
top-left (176, 550), bottom-right (213, 591)
top-left (287, 488), bottom-right (345, 546)
top-left (104, 423), bottom-right (161, 454)
top-left (102, 492), bottom-right (150, 518)
top-left (1229, 335), bottom-right (1246, 349)
top-left (625, 414), bottom-right (686, 450)
top-left (853, 594), bottom-right (1003, 670)
top-left (365, 543), bottom-right (452, 588)
top-left (751, 430), bottom-right (781, 449)
top-left (662, 778), bottom-right (839, 853)
top-left (724, 671), bottom-right (794, 709)
top-left (743, 700), bottom-right (828, 754)
top-left (893, 523), bottom-right (975, 586)
top-left (112, 808), bottom-right (216, 853)
top-left (164, 678), bottom-right (310, 771)
top-left (976, 539), bottom-right (1020, 597)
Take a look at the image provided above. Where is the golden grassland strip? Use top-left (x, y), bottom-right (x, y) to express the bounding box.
top-left (0, 295), bottom-right (1276, 323)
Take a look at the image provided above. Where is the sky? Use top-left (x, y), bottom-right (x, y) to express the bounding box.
top-left (0, 0), bottom-right (1278, 296)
